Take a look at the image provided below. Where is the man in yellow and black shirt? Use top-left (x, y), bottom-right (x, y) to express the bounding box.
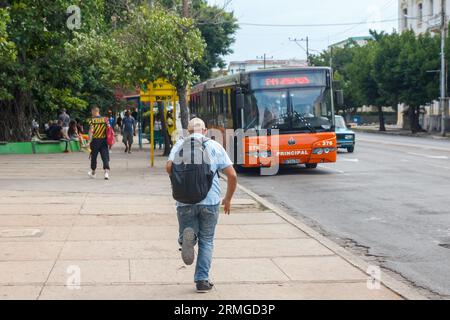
top-left (88, 107), bottom-right (110, 180)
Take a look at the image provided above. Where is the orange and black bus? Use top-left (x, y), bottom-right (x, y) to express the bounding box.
top-left (189, 67), bottom-right (337, 170)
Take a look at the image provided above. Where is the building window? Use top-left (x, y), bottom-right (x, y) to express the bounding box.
top-left (403, 8), bottom-right (408, 29)
top-left (430, 0), bottom-right (434, 15)
top-left (418, 3), bottom-right (423, 25)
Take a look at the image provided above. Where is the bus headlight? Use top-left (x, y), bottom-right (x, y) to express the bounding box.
top-left (345, 135), bottom-right (354, 140)
top-left (313, 148), bottom-right (324, 155)
top-left (312, 148), bottom-right (336, 155)
top-left (246, 151), bottom-right (272, 158)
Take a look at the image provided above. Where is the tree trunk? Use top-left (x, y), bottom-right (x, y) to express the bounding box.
top-left (378, 105), bottom-right (386, 132)
top-left (0, 91), bottom-right (33, 142)
top-left (177, 83), bottom-right (190, 130)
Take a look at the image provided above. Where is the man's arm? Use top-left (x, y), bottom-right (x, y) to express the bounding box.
top-left (221, 166), bottom-right (237, 215)
top-left (166, 161), bottom-right (173, 175)
top-left (88, 125), bottom-right (93, 143)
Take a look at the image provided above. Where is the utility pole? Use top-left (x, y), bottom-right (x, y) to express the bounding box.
top-left (441, 0), bottom-right (448, 136)
top-left (289, 37), bottom-right (310, 65)
top-left (257, 54), bottom-right (273, 69)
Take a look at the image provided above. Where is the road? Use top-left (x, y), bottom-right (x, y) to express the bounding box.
top-left (237, 132), bottom-right (450, 298)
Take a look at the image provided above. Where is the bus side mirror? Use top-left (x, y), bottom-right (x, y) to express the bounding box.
top-left (237, 93), bottom-right (245, 111)
top-left (335, 90), bottom-right (344, 107)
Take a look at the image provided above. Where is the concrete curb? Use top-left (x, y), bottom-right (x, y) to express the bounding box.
top-left (353, 128), bottom-right (450, 141)
top-left (235, 182), bottom-right (428, 300)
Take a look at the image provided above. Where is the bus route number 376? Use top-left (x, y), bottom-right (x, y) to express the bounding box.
top-left (217, 304), bottom-right (276, 316)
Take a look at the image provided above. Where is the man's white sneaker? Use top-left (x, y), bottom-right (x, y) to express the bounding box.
top-left (88, 171), bottom-right (96, 179)
top-left (104, 171), bottom-right (110, 180)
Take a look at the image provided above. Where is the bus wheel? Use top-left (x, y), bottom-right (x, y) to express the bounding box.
top-left (347, 146), bottom-right (355, 153)
top-left (305, 164), bottom-right (318, 169)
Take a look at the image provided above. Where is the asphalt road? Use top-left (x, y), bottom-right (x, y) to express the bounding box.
top-left (237, 132), bottom-right (450, 298)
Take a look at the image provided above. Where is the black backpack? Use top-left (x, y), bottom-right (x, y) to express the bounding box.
top-left (170, 137), bottom-right (216, 204)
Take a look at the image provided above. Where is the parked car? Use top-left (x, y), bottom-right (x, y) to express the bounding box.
top-left (335, 115), bottom-right (355, 153)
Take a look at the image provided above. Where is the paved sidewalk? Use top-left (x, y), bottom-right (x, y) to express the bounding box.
top-left (353, 125), bottom-right (450, 140)
top-left (0, 144), bottom-right (416, 300)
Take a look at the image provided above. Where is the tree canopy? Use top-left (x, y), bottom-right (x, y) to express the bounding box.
top-left (310, 30), bottom-right (442, 133)
top-left (0, 0), bottom-right (237, 141)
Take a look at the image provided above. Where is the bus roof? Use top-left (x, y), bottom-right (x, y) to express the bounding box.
top-left (191, 67), bottom-right (332, 93)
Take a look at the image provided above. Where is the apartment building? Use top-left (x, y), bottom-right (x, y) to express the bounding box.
top-left (398, 0), bottom-right (447, 34)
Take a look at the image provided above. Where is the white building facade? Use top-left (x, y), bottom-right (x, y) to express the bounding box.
top-left (398, 0), bottom-right (450, 132)
top-left (228, 59), bottom-right (307, 75)
top-left (398, 0), bottom-right (447, 34)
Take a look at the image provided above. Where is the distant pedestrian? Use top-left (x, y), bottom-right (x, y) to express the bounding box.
top-left (108, 110), bottom-right (115, 128)
top-left (59, 109), bottom-right (70, 136)
top-left (88, 106), bottom-right (111, 180)
top-left (166, 111), bottom-right (175, 148)
top-left (131, 108), bottom-right (138, 122)
top-left (121, 110), bottom-right (136, 154)
top-left (116, 114), bottom-right (123, 130)
top-left (166, 118), bottom-right (238, 293)
top-left (154, 118), bottom-right (163, 150)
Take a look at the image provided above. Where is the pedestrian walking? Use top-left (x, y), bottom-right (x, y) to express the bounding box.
top-left (121, 110), bottom-right (136, 154)
top-left (88, 107), bottom-right (111, 180)
top-left (116, 114), bottom-right (123, 129)
top-left (166, 118), bottom-right (238, 293)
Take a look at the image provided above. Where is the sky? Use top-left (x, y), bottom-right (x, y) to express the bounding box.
top-left (207, 0), bottom-right (399, 64)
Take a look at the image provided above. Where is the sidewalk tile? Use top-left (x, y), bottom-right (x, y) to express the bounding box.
top-left (211, 258), bottom-right (289, 283)
top-left (47, 260), bottom-right (130, 285)
top-left (0, 227), bottom-right (71, 242)
top-left (0, 204), bottom-right (82, 215)
top-left (0, 286), bottom-right (42, 300)
top-left (215, 282), bottom-right (402, 300)
top-left (219, 213), bottom-right (286, 225)
top-left (0, 261), bottom-right (54, 284)
top-left (239, 224), bottom-right (309, 239)
top-left (59, 240), bottom-right (179, 260)
top-left (130, 259), bottom-right (194, 284)
top-left (273, 256), bottom-right (368, 281)
top-left (0, 242), bottom-right (64, 261)
top-left (39, 284), bottom-right (220, 300)
top-left (68, 226), bottom-right (178, 241)
top-left (214, 239), bottom-right (333, 258)
top-left (74, 214), bottom-right (178, 227)
top-left (0, 215), bottom-right (76, 227)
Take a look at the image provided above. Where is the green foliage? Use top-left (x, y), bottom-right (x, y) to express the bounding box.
top-left (116, 5), bottom-right (206, 88)
top-left (311, 30), bottom-right (442, 130)
top-left (0, 0), bottom-right (236, 141)
top-left (156, 0), bottom-right (238, 81)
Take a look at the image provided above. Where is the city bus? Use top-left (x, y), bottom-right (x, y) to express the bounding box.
top-left (189, 67), bottom-right (337, 171)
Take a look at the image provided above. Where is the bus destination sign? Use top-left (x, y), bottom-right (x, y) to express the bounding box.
top-left (250, 71), bottom-right (327, 89)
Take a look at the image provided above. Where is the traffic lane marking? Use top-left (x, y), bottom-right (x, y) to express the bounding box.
top-left (407, 152), bottom-right (449, 160)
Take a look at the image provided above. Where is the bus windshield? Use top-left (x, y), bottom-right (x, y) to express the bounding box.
top-left (243, 87), bottom-right (334, 133)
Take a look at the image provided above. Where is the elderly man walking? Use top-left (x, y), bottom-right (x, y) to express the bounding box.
top-left (166, 118), bottom-right (237, 293)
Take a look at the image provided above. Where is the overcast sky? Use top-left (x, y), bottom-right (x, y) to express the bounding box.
top-left (207, 0), bottom-right (399, 64)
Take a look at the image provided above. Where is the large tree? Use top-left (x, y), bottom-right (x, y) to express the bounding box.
top-left (113, 4), bottom-right (205, 153)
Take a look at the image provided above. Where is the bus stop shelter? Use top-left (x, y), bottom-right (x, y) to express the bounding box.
top-left (140, 78), bottom-right (178, 167)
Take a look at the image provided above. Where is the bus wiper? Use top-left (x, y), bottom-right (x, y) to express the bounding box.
top-left (293, 112), bottom-right (316, 133)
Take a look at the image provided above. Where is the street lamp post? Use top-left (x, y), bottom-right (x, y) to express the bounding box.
top-left (440, 0), bottom-right (447, 136)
